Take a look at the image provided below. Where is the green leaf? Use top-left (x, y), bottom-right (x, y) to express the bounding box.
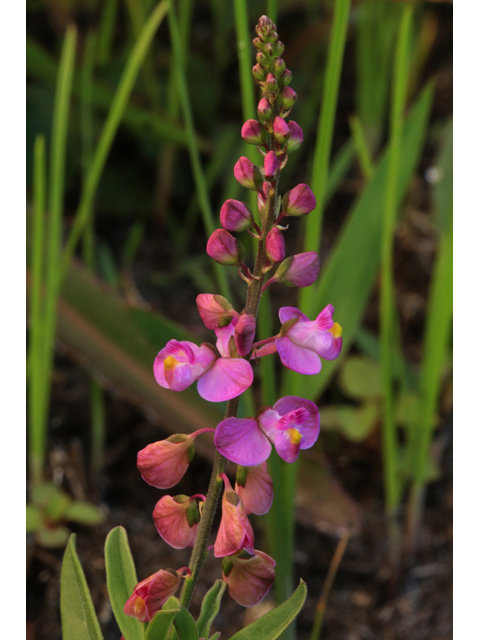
top-left (196, 580), bottom-right (226, 639)
top-left (38, 525), bottom-right (71, 548)
top-left (26, 505), bottom-right (42, 533)
top-left (31, 482), bottom-right (72, 522)
top-left (105, 527), bottom-right (144, 640)
top-left (229, 581), bottom-right (307, 640)
top-left (338, 357), bottom-right (382, 400)
top-left (146, 597), bottom-right (180, 640)
top-left (173, 606), bottom-right (199, 640)
top-left (60, 534), bottom-right (104, 640)
top-left (208, 634), bottom-right (220, 640)
top-left (320, 401), bottom-right (378, 442)
top-left (64, 501), bottom-right (105, 526)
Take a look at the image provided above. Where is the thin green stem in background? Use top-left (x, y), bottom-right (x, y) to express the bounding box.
top-left (61, 0), bottom-right (169, 286)
top-left (380, 4), bottom-right (413, 561)
top-left (349, 114), bottom-right (375, 180)
top-left (267, 0), bottom-right (278, 24)
top-left (97, 0), bottom-right (118, 67)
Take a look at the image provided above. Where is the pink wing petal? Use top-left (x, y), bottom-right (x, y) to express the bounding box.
top-left (318, 335), bottom-right (342, 360)
top-left (278, 306), bottom-right (309, 324)
top-left (273, 429), bottom-right (301, 463)
top-left (215, 318), bottom-right (237, 357)
top-left (276, 337), bottom-right (321, 375)
top-left (236, 463), bottom-right (274, 515)
top-left (215, 418), bottom-right (271, 466)
top-left (273, 396), bottom-right (320, 450)
top-left (197, 358), bottom-right (253, 402)
top-left (153, 496), bottom-right (197, 549)
top-left (315, 304), bottom-right (335, 331)
top-left (144, 571), bottom-right (181, 620)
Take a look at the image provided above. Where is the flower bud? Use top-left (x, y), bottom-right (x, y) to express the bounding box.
top-left (282, 183), bottom-right (316, 216)
top-left (286, 121), bottom-right (303, 152)
top-left (234, 313), bottom-right (256, 357)
top-left (264, 150), bottom-right (279, 182)
top-left (234, 157), bottom-right (263, 191)
top-left (220, 199), bottom-right (254, 232)
top-left (124, 567), bottom-right (190, 622)
top-left (235, 463), bottom-right (273, 516)
top-left (256, 51), bottom-right (269, 68)
top-left (270, 41), bottom-right (285, 57)
top-left (252, 36), bottom-right (265, 51)
top-left (207, 229), bottom-right (244, 266)
top-left (256, 15), bottom-right (277, 41)
top-left (153, 495), bottom-right (202, 549)
top-left (272, 116), bottom-right (290, 145)
top-left (137, 434), bottom-right (195, 489)
top-left (265, 228), bottom-right (285, 263)
top-left (282, 69), bottom-right (292, 86)
top-left (252, 63), bottom-right (267, 82)
top-left (222, 550), bottom-right (275, 608)
top-left (265, 73), bottom-right (278, 92)
top-left (257, 97), bottom-right (272, 123)
top-left (214, 474), bottom-right (254, 558)
top-left (273, 58), bottom-right (286, 76)
top-left (196, 293), bottom-right (237, 330)
top-left (241, 120), bottom-right (267, 147)
top-left (280, 86), bottom-right (297, 110)
top-left (274, 252), bottom-right (320, 288)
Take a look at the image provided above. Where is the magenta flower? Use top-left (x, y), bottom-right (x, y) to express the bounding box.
top-left (286, 121), bottom-right (303, 152)
top-left (124, 567), bottom-right (190, 622)
top-left (265, 227), bottom-right (285, 263)
top-left (282, 183), bottom-right (316, 216)
top-left (153, 494), bottom-right (204, 549)
top-left (220, 199), bottom-right (253, 233)
top-left (272, 116), bottom-right (290, 145)
top-left (234, 313), bottom-right (256, 357)
top-left (241, 119), bottom-right (266, 146)
top-left (235, 463), bottom-right (273, 515)
top-left (222, 550), bottom-right (276, 607)
top-left (214, 396), bottom-right (320, 465)
top-left (275, 304), bottom-right (342, 374)
top-left (214, 474), bottom-right (255, 557)
top-left (207, 229), bottom-right (244, 266)
top-left (196, 293), bottom-right (238, 330)
top-left (234, 157), bottom-right (263, 191)
top-left (264, 150), bottom-right (279, 181)
top-left (272, 252), bottom-right (320, 288)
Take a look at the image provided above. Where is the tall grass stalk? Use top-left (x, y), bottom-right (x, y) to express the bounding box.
top-left (380, 4), bottom-right (413, 566)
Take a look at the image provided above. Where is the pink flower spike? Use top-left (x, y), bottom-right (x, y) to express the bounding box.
top-left (207, 229), bottom-right (244, 266)
top-left (222, 550), bottom-right (275, 607)
top-left (264, 150), bottom-right (279, 182)
top-left (234, 157), bottom-right (263, 192)
top-left (137, 435), bottom-right (194, 489)
top-left (234, 313), bottom-right (256, 356)
top-left (241, 119), bottom-right (266, 146)
top-left (236, 463), bottom-right (273, 515)
top-left (274, 252), bottom-right (320, 288)
top-left (196, 293), bottom-right (238, 330)
top-left (258, 396), bottom-right (320, 463)
top-left (154, 340), bottom-right (216, 392)
top-left (272, 116), bottom-right (290, 145)
top-left (197, 357), bottom-right (254, 402)
top-left (124, 567), bottom-right (190, 622)
top-left (214, 474), bottom-right (254, 557)
top-left (153, 495), bottom-right (202, 549)
top-left (220, 199), bottom-right (254, 233)
top-left (282, 184), bottom-right (316, 217)
top-left (265, 228), bottom-right (285, 263)
top-left (286, 121), bottom-right (303, 152)
top-left (214, 417), bottom-right (272, 467)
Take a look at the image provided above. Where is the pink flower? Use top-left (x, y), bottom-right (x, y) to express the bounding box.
top-left (282, 184), bottom-right (316, 216)
top-left (286, 121), bottom-right (303, 152)
top-left (235, 463), bottom-right (273, 515)
top-left (153, 494), bottom-right (204, 549)
top-left (234, 313), bottom-right (256, 357)
top-left (124, 567), bottom-right (190, 622)
top-left (265, 228), bottom-right (285, 263)
top-left (272, 252), bottom-right (319, 288)
top-left (196, 293), bottom-right (238, 330)
top-left (214, 396), bottom-right (320, 465)
top-left (137, 430), bottom-right (212, 489)
top-left (272, 116), bottom-right (290, 145)
top-left (220, 199), bottom-right (253, 232)
top-left (207, 229), bottom-right (244, 266)
top-left (214, 474), bottom-right (254, 557)
top-left (222, 550), bottom-right (275, 607)
top-left (264, 150), bottom-right (279, 181)
top-left (274, 304), bottom-right (343, 375)
top-left (234, 157), bottom-right (263, 191)
top-left (241, 119), bottom-right (266, 146)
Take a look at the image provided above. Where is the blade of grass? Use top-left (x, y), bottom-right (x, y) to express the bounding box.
top-left (167, 2), bottom-right (231, 300)
top-left (380, 5), bottom-right (413, 539)
top-left (31, 26), bottom-right (77, 486)
top-left (266, 0), bottom-right (278, 24)
top-left (60, 0), bottom-right (169, 285)
top-left (28, 135), bottom-right (47, 485)
top-left (349, 114), bottom-right (374, 180)
top-left (97, 0), bottom-right (118, 67)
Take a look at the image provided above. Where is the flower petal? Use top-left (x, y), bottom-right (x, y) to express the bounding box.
top-left (197, 358), bottom-right (253, 402)
top-left (215, 318), bottom-right (237, 357)
top-left (144, 570), bottom-right (181, 620)
top-left (273, 396), bottom-right (320, 450)
top-left (278, 306), bottom-right (309, 324)
top-left (276, 337), bottom-right (321, 375)
top-left (251, 342), bottom-right (278, 358)
top-left (215, 418), bottom-right (271, 466)
top-left (153, 496), bottom-right (197, 549)
top-left (137, 439), bottom-right (191, 489)
top-left (272, 429), bottom-right (301, 463)
top-left (236, 463), bottom-right (273, 515)
top-left (223, 550), bottom-right (276, 607)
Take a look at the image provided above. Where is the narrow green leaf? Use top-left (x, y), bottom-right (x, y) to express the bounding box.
top-left (60, 534), bottom-right (104, 640)
top-left (172, 606), bottom-right (198, 640)
top-left (64, 501), bottom-right (105, 526)
top-left (208, 634), bottom-right (220, 640)
top-left (105, 526), bottom-right (144, 640)
top-left (349, 114), bottom-right (374, 179)
top-left (196, 580), bottom-right (226, 639)
top-left (229, 581), bottom-right (307, 640)
top-left (146, 597), bottom-right (180, 640)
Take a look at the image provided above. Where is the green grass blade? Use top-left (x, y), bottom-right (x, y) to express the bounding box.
top-left (61, 1), bottom-right (169, 285)
top-left (266, 0), bottom-right (278, 24)
top-left (349, 114), bottom-right (374, 180)
top-left (28, 135), bottom-right (47, 485)
top-left (167, 2), bottom-right (231, 300)
top-left (97, 0), bottom-right (118, 67)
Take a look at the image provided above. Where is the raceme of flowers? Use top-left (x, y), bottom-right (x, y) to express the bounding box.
top-left (124, 15), bottom-right (342, 621)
